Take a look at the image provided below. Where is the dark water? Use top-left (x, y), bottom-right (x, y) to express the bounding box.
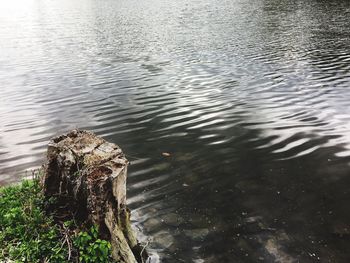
top-left (1, 0), bottom-right (350, 261)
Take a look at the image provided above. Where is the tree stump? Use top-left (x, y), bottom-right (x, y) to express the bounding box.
top-left (43, 130), bottom-right (146, 263)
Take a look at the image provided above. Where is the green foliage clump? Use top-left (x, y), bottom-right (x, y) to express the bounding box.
top-left (0, 179), bottom-right (68, 262)
top-left (0, 177), bottom-right (113, 263)
top-left (74, 225), bottom-right (112, 263)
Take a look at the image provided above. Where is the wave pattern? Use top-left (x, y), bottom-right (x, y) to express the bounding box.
top-left (1, 0), bottom-right (350, 261)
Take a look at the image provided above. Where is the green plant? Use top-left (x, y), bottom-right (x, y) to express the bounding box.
top-left (0, 178), bottom-right (69, 262)
top-left (74, 225), bottom-right (112, 263)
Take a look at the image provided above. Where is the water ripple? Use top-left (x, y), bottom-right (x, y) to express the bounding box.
top-left (1, 0), bottom-right (350, 261)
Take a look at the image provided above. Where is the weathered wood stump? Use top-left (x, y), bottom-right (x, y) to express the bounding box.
top-left (43, 130), bottom-right (145, 263)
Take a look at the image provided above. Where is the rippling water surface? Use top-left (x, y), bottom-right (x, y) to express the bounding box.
top-left (1, 0), bottom-right (350, 261)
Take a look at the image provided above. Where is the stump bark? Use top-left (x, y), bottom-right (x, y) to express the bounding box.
top-left (43, 130), bottom-right (145, 263)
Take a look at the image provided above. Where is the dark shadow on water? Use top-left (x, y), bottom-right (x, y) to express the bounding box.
top-left (105, 113), bottom-right (350, 262)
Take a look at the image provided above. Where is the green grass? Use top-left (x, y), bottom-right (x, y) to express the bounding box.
top-left (0, 176), bottom-right (112, 263)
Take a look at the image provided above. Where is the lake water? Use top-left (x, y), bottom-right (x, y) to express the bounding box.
top-left (1, 0), bottom-right (350, 261)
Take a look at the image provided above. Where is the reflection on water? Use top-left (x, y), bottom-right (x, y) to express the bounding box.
top-left (1, 0), bottom-right (350, 261)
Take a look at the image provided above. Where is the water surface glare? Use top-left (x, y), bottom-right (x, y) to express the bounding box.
top-left (1, 0), bottom-right (350, 261)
